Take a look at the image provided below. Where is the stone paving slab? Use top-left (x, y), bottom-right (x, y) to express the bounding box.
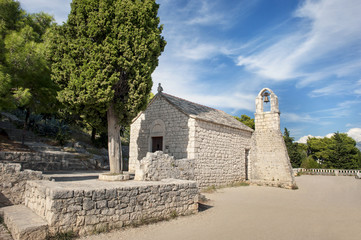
top-left (27, 178), bottom-right (195, 191)
top-left (2, 205), bottom-right (48, 240)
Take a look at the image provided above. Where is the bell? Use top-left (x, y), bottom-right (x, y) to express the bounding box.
top-left (263, 92), bottom-right (270, 103)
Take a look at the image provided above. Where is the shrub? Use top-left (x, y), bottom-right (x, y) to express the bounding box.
top-left (46, 231), bottom-right (76, 240)
top-left (301, 156), bottom-right (320, 169)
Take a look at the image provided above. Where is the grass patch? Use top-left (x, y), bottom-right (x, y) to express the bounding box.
top-left (291, 184), bottom-right (299, 190)
top-left (46, 231), bottom-right (77, 240)
top-left (202, 185), bottom-right (217, 193)
top-left (170, 210), bottom-right (178, 219)
top-left (91, 224), bottom-right (110, 235)
top-left (201, 181), bottom-right (250, 193)
top-left (131, 211), bottom-right (182, 228)
top-left (0, 215), bottom-right (3, 224)
top-left (227, 181), bottom-right (250, 187)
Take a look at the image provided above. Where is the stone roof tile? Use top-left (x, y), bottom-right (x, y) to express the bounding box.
top-left (160, 93), bottom-right (253, 132)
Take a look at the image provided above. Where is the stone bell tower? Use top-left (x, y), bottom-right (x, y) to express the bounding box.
top-left (249, 88), bottom-right (295, 188)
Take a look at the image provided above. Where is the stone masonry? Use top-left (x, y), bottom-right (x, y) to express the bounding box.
top-left (0, 151), bottom-right (96, 171)
top-left (135, 151), bottom-right (195, 181)
top-left (194, 120), bottom-right (252, 187)
top-left (0, 163), bottom-right (48, 207)
top-left (129, 92), bottom-right (253, 188)
top-left (24, 179), bottom-right (199, 236)
top-left (249, 88), bottom-right (295, 187)
top-left (129, 94), bottom-right (190, 171)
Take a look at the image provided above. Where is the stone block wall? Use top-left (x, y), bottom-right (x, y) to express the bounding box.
top-left (134, 151), bottom-right (195, 181)
top-left (24, 179), bottom-right (198, 236)
top-left (0, 151), bottom-right (97, 171)
top-left (249, 129), bottom-right (295, 187)
top-left (129, 96), bottom-right (190, 172)
top-left (194, 120), bottom-right (252, 187)
top-left (250, 131), bottom-right (294, 185)
top-left (0, 163), bottom-right (48, 207)
top-left (254, 112), bottom-right (280, 131)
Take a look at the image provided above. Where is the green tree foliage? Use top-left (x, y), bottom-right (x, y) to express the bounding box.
top-left (307, 133), bottom-right (361, 169)
top-left (0, 0), bottom-right (57, 114)
top-left (283, 128), bottom-right (305, 168)
top-left (48, 0), bottom-right (165, 128)
top-left (48, 0), bottom-right (166, 172)
top-left (234, 114), bottom-right (255, 130)
top-left (300, 156), bottom-right (320, 169)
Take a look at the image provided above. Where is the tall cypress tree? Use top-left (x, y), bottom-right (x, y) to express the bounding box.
top-left (48, 0), bottom-right (166, 173)
top-left (283, 128), bottom-right (303, 168)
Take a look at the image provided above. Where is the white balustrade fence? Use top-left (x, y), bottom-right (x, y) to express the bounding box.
top-left (293, 168), bottom-right (361, 176)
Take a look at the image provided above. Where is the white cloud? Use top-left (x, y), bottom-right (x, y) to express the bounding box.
top-left (347, 128), bottom-right (361, 142)
top-left (282, 113), bottom-right (315, 123)
top-left (297, 135), bottom-right (324, 144)
top-left (297, 128), bottom-right (361, 144)
top-left (150, 0), bottom-right (262, 112)
top-left (236, 0), bottom-right (361, 86)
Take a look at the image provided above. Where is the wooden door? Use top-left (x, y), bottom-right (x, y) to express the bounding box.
top-left (152, 137), bottom-right (163, 152)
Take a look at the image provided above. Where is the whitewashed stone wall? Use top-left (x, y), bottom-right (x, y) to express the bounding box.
top-left (0, 163), bottom-right (48, 207)
top-left (135, 151), bottom-right (195, 181)
top-left (24, 179), bottom-right (198, 236)
top-left (129, 96), bottom-right (190, 172)
top-left (194, 120), bottom-right (252, 188)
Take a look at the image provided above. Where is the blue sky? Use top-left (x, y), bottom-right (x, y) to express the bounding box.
top-left (19, 0), bottom-right (361, 143)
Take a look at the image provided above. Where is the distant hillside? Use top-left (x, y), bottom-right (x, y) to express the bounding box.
top-left (357, 142), bottom-right (361, 151)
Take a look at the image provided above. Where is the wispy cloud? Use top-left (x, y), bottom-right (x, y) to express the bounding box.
top-left (152, 0), bottom-right (261, 111)
top-left (282, 113), bottom-right (315, 123)
top-left (236, 0), bottom-right (361, 86)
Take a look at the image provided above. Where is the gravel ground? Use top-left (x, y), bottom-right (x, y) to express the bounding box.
top-left (81, 175), bottom-right (361, 240)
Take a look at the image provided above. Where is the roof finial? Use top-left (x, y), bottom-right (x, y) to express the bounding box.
top-left (157, 83), bottom-right (163, 93)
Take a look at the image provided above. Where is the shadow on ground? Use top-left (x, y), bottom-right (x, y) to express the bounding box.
top-left (198, 203), bottom-right (213, 212)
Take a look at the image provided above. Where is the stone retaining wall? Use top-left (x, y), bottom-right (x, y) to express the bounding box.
top-left (0, 152), bottom-right (95, 171)
top-left (135, 151), bottom-right (194, 181)
top-left (0, 163), bottom-right (48, 207)
top-left (24, 179), bottom-right (198, 236)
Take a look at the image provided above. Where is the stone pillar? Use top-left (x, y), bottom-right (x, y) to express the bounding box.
top-left (249, 88), bottom-right (295, 188)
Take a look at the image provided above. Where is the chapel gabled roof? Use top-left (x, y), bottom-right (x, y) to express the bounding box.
top-left (159, 93), bottom-right (253, 132)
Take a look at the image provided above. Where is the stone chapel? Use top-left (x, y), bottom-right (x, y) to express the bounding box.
top-left (129, 86), bottom-right (295, 188)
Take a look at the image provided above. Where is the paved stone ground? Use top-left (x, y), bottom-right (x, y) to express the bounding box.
top-left (81, 175), bottom-right (361, 240)
top-left (0, 223), bottom-right (12, 240)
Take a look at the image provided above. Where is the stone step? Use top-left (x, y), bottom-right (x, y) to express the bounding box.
top-left (1, 205), bottom-right (48, 240)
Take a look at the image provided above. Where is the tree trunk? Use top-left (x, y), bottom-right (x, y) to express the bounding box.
top-left (22, 108), bottom-right (30, 146)
top-left (91, 127), bottom-right (96, 144)
top-left (107, 103), bottom-right (122, 174)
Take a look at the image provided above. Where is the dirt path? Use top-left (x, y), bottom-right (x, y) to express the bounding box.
top-left (81, 176), bottom-right (361, 240)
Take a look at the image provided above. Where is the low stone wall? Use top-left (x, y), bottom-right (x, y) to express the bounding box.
top-left (294, 168), bottom-right (361, 176)
top-left (0, 151), bottom-right (96, 171)
top-left (24, 179), bottom-right (198, 236)
top-left (0, 163), bottom-right (48, 207)
top-left (135, 151), bottom-right (194, 181)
